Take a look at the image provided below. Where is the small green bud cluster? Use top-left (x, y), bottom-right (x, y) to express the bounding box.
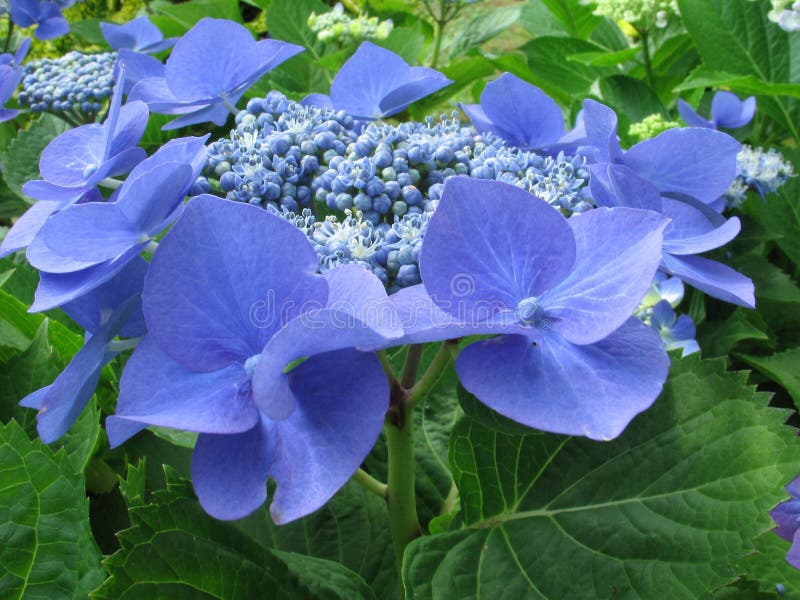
top-left (628, 113), bottom-right (680, 143)
top-left (308, 3), bottom-right (393, 44)
top-left (591, 0), bottom-right (679, 29)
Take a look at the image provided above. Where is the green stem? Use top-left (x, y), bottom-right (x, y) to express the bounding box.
top-left (430, 19), bottom-right (446, 69)
top-left (3, 22), bottom-right (14, 55)
top-left (353, 468), bottom-right (388, 498)
top-left (400, 344), bottom-right (423, 389)
top-left (407, 340), bottom-right (457, 408)
top-left (385, 402), bottom-right (421, 586)
top-left (638, 28), bottom-right (657, 91)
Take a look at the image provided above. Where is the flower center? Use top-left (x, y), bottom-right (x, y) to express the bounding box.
top-left (515, 297), bottom-right (546, 327)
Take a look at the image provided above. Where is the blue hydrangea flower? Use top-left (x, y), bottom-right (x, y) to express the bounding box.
top-left (645, 300), bottom-right (699, 357)
top-left (771, 476), bottom-right (800, 569)
top-left (461, 73), bottom-right (583, 154)
top-left (582, 100), bottom-right (743, 209)
top-left (589, 163), bottom-right (755, 307)
top-left (100, 16), bottom-right (175, 53)
top-left (414, 176), bottom-right (670, 439)
top-left (18, 50), bottom-right (116, 115)
top-left (0, 64), bottom-right (23, 123)
top-left (0, 36), bottom-right (30, 67)
top-left (726, 144), bottom-right (794, 206)
top-left (20, 258), bottom-right (147, 443)
top-left (678, 91), bottom-right (756, 130)
top-left (27, 135), bottom-right (209, 312)
top-left (9, 0), bottom-right (68, 40)
top-left (129, 18), bottom-right (303, 130)
top-left (0, 71), bottom-right (148, 258)
top-left (106, 195), bottom-right (400, 523)
top-left (303, 41), bottom-right (452, 121)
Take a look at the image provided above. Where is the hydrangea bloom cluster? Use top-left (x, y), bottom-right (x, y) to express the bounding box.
top-left (769, 0), bottom-right (800, 31)
top-left (19, 50), bottom-right (115, 115)
top-left (591, 0), bottom-right (679, 28)
top-left (7, 0), bottom-right (70, 40)
top-left (635, 273), bottom-right (699, 356)
top-left (724, 145), bottom-right (794, 207)
top-left (208, 93), bottom-right (591, 223)
top-left (206, 92), bottom-right (358, 212)
top-left (308, 3), bottom-right (393, 44)
top-left (628, 113), bottom-right (680, 143)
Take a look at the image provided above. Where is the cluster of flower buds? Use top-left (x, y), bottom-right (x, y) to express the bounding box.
top-left (725, 145), bottom-right (794, 207)
top-left (592, 0), bottom-right (680, 29)
top-left (18, 51), bottom-right (115, 115)
top-left (308, 3), bottom-right (393, 44)
top-left (769, 0), bottom-right (800, 31)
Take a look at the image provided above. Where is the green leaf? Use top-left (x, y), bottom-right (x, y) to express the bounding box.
top-left (379, 26), bottom-right (427, 64)
top-left (0, 420), bottom-right (104, 599)
top-left (568, 46), bottom-right (639, 67)
top-left (699, 308), bottom-right (771, 358)
top-left (599, 75), bottom-right (665, 122)
top-left (69, 19), bottom-right (108, 46)
top-left (450, 6), bottom-right (521, 58)
top-left (93, 478), bottom-right (377, 599)
top-left (0, 114), bottom-right (70, 200)
top-left (267, 0), bottom-right (327, 60)
top-left (150, 0), bottom-right (241, 37)
top-left (675, 66), bottom-right (800, 99)
top-left (119, 457), bottom-right (147, 508)
top-left (527, 0), bottom-right (602, 39)
top-left (732, 253), bottom-right (800, 305)
top-left (738, 533), bottom-right (800, 598)
top-left (520, 36), bottom-right (616, 104)
top-left (748, 178), bottom-right (800, 266)
top-left (404, 356), bottom-right (798, 598)
top-left (0, 178), bottom-right (28, 220)
top-left (739, 348), bottom-right (800, 409)
top-left (678, 0), bottom-right (800, 140)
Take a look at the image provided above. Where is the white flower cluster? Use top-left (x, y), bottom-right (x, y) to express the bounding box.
top-left (308, 3), bottom-right (393, 44)
top-left (768, 0), bottom-right (800, 31)
top-left (590, 0), bottom-right (679, 28)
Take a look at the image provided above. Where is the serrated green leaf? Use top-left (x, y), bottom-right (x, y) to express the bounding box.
top-left (0, 420), bottom-right (104, 599)
top-left (732, 253), bottom-right (800, 305)
top-left (450, 6), bottom-right (521, 58)
top-left (403, 356), bottom-right (798, 598)
top-left (267, 0), bottom-right (327, 61)
top-left (0, 114), bottom-right (70, 200)
top-left (678, 0), bottom-right (800, 141)
top-left (748, 178), bottom-right (800, 266)
top-left (93, 478), bottom-right (376, 599)
top-left (119, 457), bottom-right (147, 507)
top-left (525, 0), bottom-right (602, 39)
top-left (738, 533), bottom-right (800, 598)
top-left (739, 348), bottom-right (800, 409)
top-left (699, 308), bottom-right (771, 358)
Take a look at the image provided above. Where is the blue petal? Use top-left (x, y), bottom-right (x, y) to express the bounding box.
top-left (116, 49), bottom-right (165, 94)
top-left (191, 419), bottom-right (274, 520)
top-left (0, 200), bottom-right (60, 258)
top-left (460, 103), bottom-right (496, 138)
top-left (143, 195), bottom-right (327, 372)
top-left (711, 91), bottom-right (756, 129)
top-left (101, 16), bottom-right (166, 52)
top-left (477, 73), bottom-right (564, 149)
top-left (420, 177), bottom-right (576, 319)
top-left (161, 102), bottom-right (231, 130)
top-left (622, 128), bottom-right (741, 204)
top-left (660, 253), bottom-right (755, 308)
top-left (107, 337), bottom-right (257, 447)
top-left (301, 93), bottom-right (334, 110)
top-left (105, 100), bottom-right (149, 160)
top-left (377, 68), bottom-right (451, 117)
top-left (661, 201), bottom-right (741, 255)
top-left (578, 99), bottom-right (622, 163)
top-left (588, 163), bottom-right (662, 211)
top-left (677, 99), bottom-right (714, 129)
top-left (269, 348), bottom-right (388, 524)
top-left (116, 161), bottom-right (194, 233)
top-left (456, 318), bottom-right (669, 440)
top-left (541, 207), bottom-right (668, 345)
top-left (31, 242), bottom-right (148, 312)
top-left (38, 124), bottom-right (106, 186)
top-left (330, 41), bottom-right (410, 119)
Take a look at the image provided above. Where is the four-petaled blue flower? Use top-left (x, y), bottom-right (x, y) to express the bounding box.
top-left (406, 176), bottom-right (671, 440)
top-left (771, 476), bottom-right (800, 569)
top-left (106, 195), bottom-right (402, 523)
top-left (129, 18), bottom-right (304, 130)
top-left (678, 91), bottom-right (756, 130)
top-left (9, 0), bottom-right (69, 40)
top-left (303, 41), bottom-right (452, 121)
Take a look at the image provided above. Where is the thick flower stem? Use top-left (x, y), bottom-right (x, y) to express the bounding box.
top-left (385, 399), bottom-right (421, 587)
top-left (407, 339), bottom-right (457, 408)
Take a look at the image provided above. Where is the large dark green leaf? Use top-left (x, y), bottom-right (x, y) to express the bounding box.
top-left (93, 477), bottom-right (376, 599)
top-left (149, 0), bottom-right (241, 37)
top-left (0, 115), bottom-right (69, 200)
top-left (0, 420), bottom-right (104, 599)
top-left (403, 356), bottom-right (798, 598)
top-left (519, 0), bottom-right (601, 39)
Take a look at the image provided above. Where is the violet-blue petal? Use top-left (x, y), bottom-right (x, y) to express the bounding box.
top-left (105, 101), bottom-right (149, 159)
top-left (711, 91), bottom-right (756, 129)
top-left (62, 256), bottom-right (148, 337)
top-left (588, 163), bottom-right (662, 211)
top-left (475, 73), bottom-right (564, 149)
top-left (460, 103), bottom-right (495, 138)
top-left (323, 263), bottom-right (403, 340)
top-left (128, 77), bottom-right (196, 113)
top-left (143, 195), bottom-right (326, 372)
top-left (31, 242), bottom-right (148, 312)
top-left (116, 49), bottom-right (165, 94)
top-left (0, 200), bottom-right (60, 258)
top-left (661, 200), bottom-right (741, 255)
top-left (660, 253), bottom-right (755, 308)
top-left (191, 419), bottom-right (274, 521)
top-left (541, 207), bottom-right (668, 345)
top-left (772, 476), bottom-right (800, 542)
top-left (269, 348), bottom-right (388, 524)
top-left (116, 161), bottom-right (193, 233)
top-left (0, 64), bottom-right (22, 106)
top-left (11, 0), bottom-right (68, 40)
top-left (456, 318), bottom-right (669, 440)
top-left (622, 128), bottom-right (741, 204)
top-left (677, 99), bottom-right (714, 129)
top-left (101, 16), bottom-right (173, 52)
top-left (251, 309), bottom-right (390, 420)
top-left (38, 125), bottom-right (107, 185)
top-left (107, 338), bottom-right (257, 447)
top-left (420, 177), bottom-right (576, 317)
top-left (579, 99), bottom-right (622, 163)
top-left (377, 67), bottom-right (451, 117)
top-left (0, 108), bottom-right (19, 123)
top-left (329, 41), bottom-right (410, 119)
top-left (160, 102), bottom-right (231, 130)
top-left (301, 93), bottom-right (334, 111)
